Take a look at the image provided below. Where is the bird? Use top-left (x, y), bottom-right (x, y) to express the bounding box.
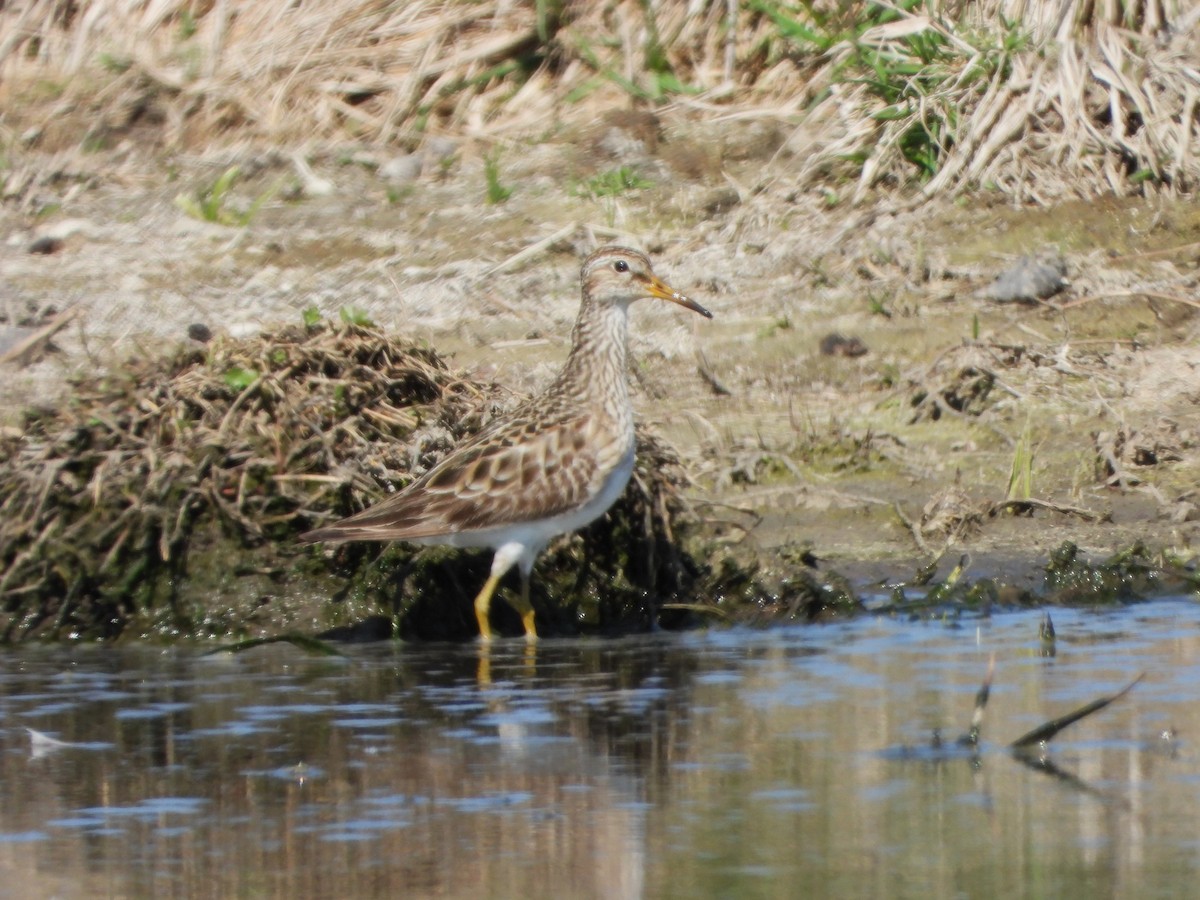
top-left (300, 246), bottom-right (712, 641)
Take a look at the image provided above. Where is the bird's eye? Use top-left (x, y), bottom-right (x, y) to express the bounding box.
top-left (613, 260), bottom-right (629, 273)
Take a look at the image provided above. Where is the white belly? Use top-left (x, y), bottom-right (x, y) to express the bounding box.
top-left (420, 445), bottom-right (637, 556)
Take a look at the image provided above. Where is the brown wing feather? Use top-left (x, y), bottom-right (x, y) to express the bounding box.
top-left (300, 409), bottom-right (603, 543)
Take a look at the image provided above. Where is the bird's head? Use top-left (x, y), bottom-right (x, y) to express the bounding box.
top-left (580, 246), bottom-right (712, 318)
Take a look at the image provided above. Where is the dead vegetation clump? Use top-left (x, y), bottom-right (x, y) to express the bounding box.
top-left (0, 319), bottom-right (474, 639)
top-left (906, 342), bottom-right (1030, 422)
top-left (0, 318), bottom-right (823, 642)
top-left (0, 1), bottom-right (1197, 202)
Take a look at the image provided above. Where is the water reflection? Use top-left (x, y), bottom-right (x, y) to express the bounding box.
top-left (1, 602), bottom-right (1199, 897)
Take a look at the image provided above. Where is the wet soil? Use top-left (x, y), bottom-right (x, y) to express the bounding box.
top-left (2, 117), bottom-right (1198, 626)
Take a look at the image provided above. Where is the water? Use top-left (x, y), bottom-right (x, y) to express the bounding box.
top-left (2, 601), bottom-right (1199, 898)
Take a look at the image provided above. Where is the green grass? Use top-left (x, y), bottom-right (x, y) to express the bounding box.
top-left (386, 184), bottom-right (414, 205)
top-left (178, 8), bottom-right (198, 40)
top-left (97, 52), bottom-right (132, 74)
top-left (483, 152), bottom-right (512, 204)
top-left (753, 0), bottom-right (1028, 180)
top-left (338, 306), bottom-right (375, 328)
top-left (574, 166), bottom-right (653, 199)
top-left (175, 166), bottom-right (278, 226)
top-left (566, 6), bottom-right (702, 106)
top-left (1006, 419), bottom-right (1035, 501)
top-left (223, 367), bottom-right (259, 391)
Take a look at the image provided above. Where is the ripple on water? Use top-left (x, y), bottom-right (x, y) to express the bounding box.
top-left (749, 786), bottom-right (814, 812)
top-left (332, 717), bottom-right (406, 729)
top-left (51, 798), bottom-right (210, 834)
top-left (76, 798), bottom-right (209, 819)
top-left (16, 702), bottom-right (78, 717)
top-left (2, 599), bottom-right (1199, 897)
top-left (239, 703), bottom-right (334, 720)
top-left (694, 670), bottom-right (741, 685)
top-left (0, 831), bottom-right (46, 843)
top-left (242, 765), bottom-right (326, 784)
top-left (319, 817), bottom-right (413, 842)
top-left (435, 792), bottom-right (534, 813)
top-left (189, 722), bottom-right (279, 737)
top-left (476, 705), bottom-right (557, 727)
top-left (115, 702), bottom-right (193, 720)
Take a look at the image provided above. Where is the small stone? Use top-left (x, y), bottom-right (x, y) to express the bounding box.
top-left (28, 236), bottom-right (63, 255)
top-left (819, 333), bottom-right (869, 357)
top-left (187, 323), bottom-right (213, 343)
top-left (701, 187), bottom-right (740, 217)
top-left (722, 121), bottom-right (786, 162)
top-left (298, 170), bottom-right (335, 197)
top-left (44, 219), bottom-right (93, 241)
top-left (379, 154), bottom-right (422, 183)
top-left (42, 218), bottom-right (92, 242)
top-left (597, 127), bottom-right (649, 165)
top-left (227, 321), bottom-right (261, 339)
top-left (601, 109), bottom-right (661, 154)
top-left (978, 254), bottom-right (1068, 302)
top-left (422, 137), bottom-right (458, 165)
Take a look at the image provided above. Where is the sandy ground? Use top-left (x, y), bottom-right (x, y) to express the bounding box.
top-left (3, 117), bottom-right (1198, 589)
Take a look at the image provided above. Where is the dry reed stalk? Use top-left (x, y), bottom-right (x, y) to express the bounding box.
top-left (785, 0), bottom-right (1198, 200)
top-left (0, 0), bottom-right (1196, 202)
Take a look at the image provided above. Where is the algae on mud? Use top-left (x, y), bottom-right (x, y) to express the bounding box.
top-left (0, 318), bottom-right (836, 642)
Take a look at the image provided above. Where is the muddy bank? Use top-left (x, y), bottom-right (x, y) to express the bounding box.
top-left (1, 125), bottom-right (1198, 639)
top-left (0, 317), bottom-right (857, 641)
top-left (0, 309), bottom-right (1191, 643)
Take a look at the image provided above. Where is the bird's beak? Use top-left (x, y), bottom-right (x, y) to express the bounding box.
top-left (644, 275), bottom-right (713, 319)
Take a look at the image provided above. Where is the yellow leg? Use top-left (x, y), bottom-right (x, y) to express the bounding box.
top-left (476, 642), bottom-right (492, 686)
top-left (473, 572), bottom-right (503, 642)
top-left (506, 570), bottom-right (538, 641)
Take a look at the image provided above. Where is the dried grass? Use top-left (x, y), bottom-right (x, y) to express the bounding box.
top-left (2, 1), bottom-right (1195, 199)
top-left (783, 0), bottom-right (1200, 200)
top-left (0, 319), bottom-right (743, 640)
top-left (0, 320), bottom-right (483, 638)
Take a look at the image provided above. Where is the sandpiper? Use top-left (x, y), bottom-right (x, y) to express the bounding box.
top-left (301, 246), bottom-right (712, 639)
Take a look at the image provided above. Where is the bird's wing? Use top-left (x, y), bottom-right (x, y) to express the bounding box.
top-left (301, 410), bottom-right (618, 543)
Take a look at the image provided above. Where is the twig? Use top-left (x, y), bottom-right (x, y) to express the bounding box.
top-left (1010, 673), bottom-right (1144, 749)
top-left (893, 501), bottom-right (933, 556)
top-left (203, 633), bottom-right (346, 657)
top-left (484, 222), bottom-right (579, 275)
top-left (987, 498), bottom-right (1106, 522)
top-left (1107, 240), bottom-right (1200, 262)
top-left (959, 654), bottom-right (996, 747)
top-left (0, 306), bottom-right (77, 366)
top-left (695, 348), bottom-right (731, 395)
top-left (1060, 291), bottom-right (1200, 311)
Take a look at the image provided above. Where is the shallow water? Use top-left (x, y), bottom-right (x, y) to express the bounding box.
top-left (2, 601), bottom-right (1200, 898)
